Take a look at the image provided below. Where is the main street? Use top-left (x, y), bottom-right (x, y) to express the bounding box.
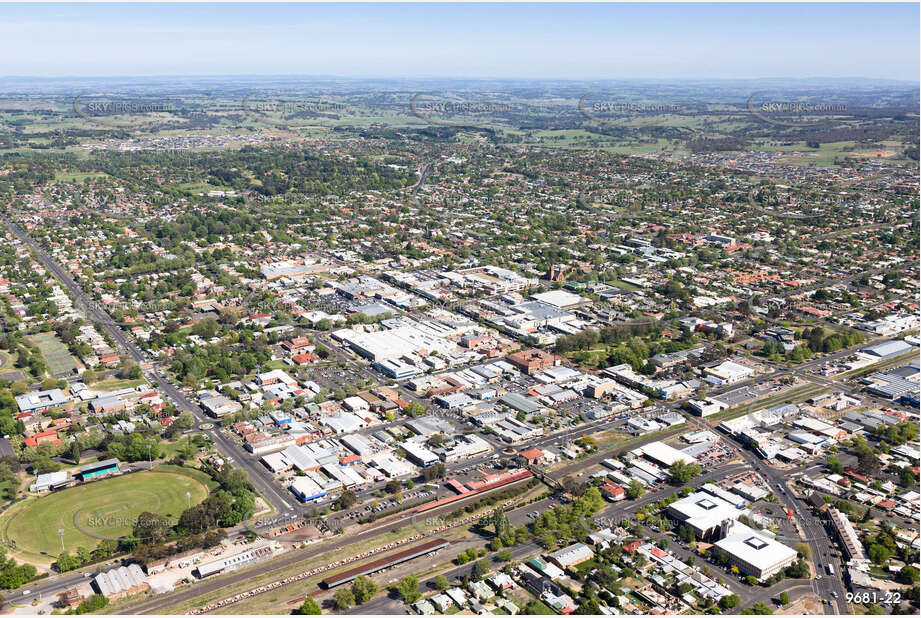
top-left (3, 220), bottom-right (889, 615)
top-left (6, 221), bottom-right (294, 514)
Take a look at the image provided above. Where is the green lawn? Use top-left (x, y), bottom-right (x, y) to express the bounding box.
top-left (92, 376), bottom-right (148, 392)
top-left (0, 468), bottom-right (209, 563)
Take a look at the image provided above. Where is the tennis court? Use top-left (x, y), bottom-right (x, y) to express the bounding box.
top-left (29, 332), bottom-right (79, 375)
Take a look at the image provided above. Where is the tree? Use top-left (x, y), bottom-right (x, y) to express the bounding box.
top-left (626, 479), bottom-right (644, 500)
top-left (333, 588), bottom-right (354, 610)
top-left (404, 401), bottom-right (425, 417)
top-left (826, 454), bottom-right (843, 474)
top-left (471, 558), bottom-right (491, 581)
top-left (75, 593), bottom-right (109, 614)
top-left (899, 566), bottom-right (920, 585)
top-left (70, 440), bottom-right (81, 464)
top-left (337, 490), bottom-right (357, 510)
top-left (668, 460), bottom-right (702, 485)
top-left (720, 594), bottom-right (740, 609)
top-left (433, 574), bottom-right (450, 591)
top-left (295, 597), bottom-right (322, 615)
top-left (748, 602), bottom-right (774, 615)
top-left (794, 542), bottom-right (811, 559)
top-left (396, 575), bottom-right (420, 603)
top-left (857, 450), bottom-right (881, 476)
top-left (779, 592), bottom-right (789, 605)
top-left (351, 576), bottom-right (377, 604)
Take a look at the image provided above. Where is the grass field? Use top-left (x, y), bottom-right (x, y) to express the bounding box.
top-left (92, 376), bottom-right (147, 392)
top-left (29, 332), bottom-right (79, 376)
top-left (0, 468), bottom-right (209, 563)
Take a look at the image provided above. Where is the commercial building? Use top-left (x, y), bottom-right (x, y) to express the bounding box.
top-left (531, 290), bottom-right (589, 310)
top-left (667, 491), bottom-right (744, 539)
top-left (703, 360), bottom-right (754, 385)
top-left (442, 435), bottom-right (491, 462)
top-left (631, 441), bottom-right (697, 467)
top-left (827, 507), bottom-right (866, 561)
top-left (289, 476), bottom-right (327, 502)
top-left (713, 520), bottom-right (798, 581)
top-left (401, 441), bottom-right (440, 467)
top-left (506, 348), bottom-right (558, 375)
top-left (861, 339), bottom-right (913, 359)
top-left (688, 398), bottom-right (729, 417)
top-left (200, 394), bottom-right (243, 418)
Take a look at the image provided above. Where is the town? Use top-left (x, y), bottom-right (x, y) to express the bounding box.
top-left (0, 4), bottom-right (918, 617)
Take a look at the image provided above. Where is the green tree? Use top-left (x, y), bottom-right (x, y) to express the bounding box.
top-left (720, 594), bottom-right (740, 609)
top-left (433, 574), bottom-right (450, 591)
top-left (337, 490), bottom-right (357, 509)
top-left (396, 575), bottom-right (420, 603)
top-left (351, 576), bottom-right (377, 604)
top-left (794, 542), bottom-right (811, 559)
top-left (779, 592), bottom-right (789, 605)
top-left (333, 588), bottom-right (354, 610)
top-left (295, 597), bottom-right (322, 615)
top-left (626, 479), bottom-right (644, 500)
top-left (899, 566), bottom-right (920, 585)
top-left (471, 558), bottom-right (491, 581)
top-left (668, 460), bottom-right (702, 484)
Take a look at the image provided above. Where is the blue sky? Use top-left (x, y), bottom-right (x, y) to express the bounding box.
top-left (1, 3), bottom-right (917, 81)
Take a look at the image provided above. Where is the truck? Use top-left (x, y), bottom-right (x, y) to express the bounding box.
top-left (827, 564), bottom-right (835, 576)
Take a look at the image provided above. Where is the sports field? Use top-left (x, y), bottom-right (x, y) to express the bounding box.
top-left (29, 332), bottom-right (79, 376)
top-left (0, 468), bottom-right (210, 563)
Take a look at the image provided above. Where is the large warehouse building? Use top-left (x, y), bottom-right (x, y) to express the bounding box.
top-left (321, 538), bottom-right (450, 588)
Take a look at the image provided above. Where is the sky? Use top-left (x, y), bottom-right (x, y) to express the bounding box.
top-left (0, 3), bottom-right (918, 81)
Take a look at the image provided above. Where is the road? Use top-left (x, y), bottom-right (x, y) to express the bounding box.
top-left (695, 419), bottom-right (848, 614)
top-left (4, 218), bottom-right (888, 613)
top-left (6, 220), bottom-right (294, 515)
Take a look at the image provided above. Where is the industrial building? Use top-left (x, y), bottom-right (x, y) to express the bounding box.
top-left (547, 542), bottom-right (594, 569)
top-left (321, 538), bottom-right (450, 588)
top-left (93, 564), bottom-right (149, 600)
top-left (195, 546), bottom-right (274, 578)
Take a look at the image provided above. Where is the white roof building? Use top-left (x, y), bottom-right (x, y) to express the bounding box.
top-left (632, 441), bottom-right (697, 467)
top-left (547, 542), bottom-right (594, 568)
top-left (713, 521), bottom-right (798, 580)
top-left (667, 491), bottom-right (746, 538)
top-left (93, 564), bottom-right (148, 598)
